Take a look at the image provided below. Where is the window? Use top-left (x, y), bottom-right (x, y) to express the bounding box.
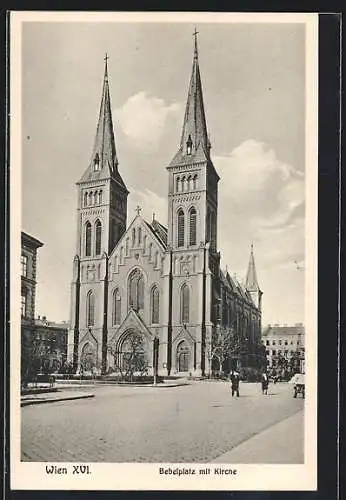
top-left (193, 174), bottom-right (198, 190)
top-left (85, 221), bottom-right (92, 256)
top-left (266, 350), bottom-right (269, 356)
top-left (95, 220), bottom-right (102, 255)
top-left (206, 208), bottom-right (211, 242)
top-left (149, 243), bottom-right (152, 260)
top-left (84, 192), bottom-right (88, 206)
top-left (186, 135), bottom-right (192, 155)
top-left (21, 289), bottom-right (27, 317)
top-left (88, 193), bottom-right (93, 206)
top-left (128, 268), bottom-right (144, 312)
top-left (132, 228), bottom-right (136, 247)
top-left (297, 341), bottom-right (300, 345)
top-left (138, 227), bottom-right (142, 245)
top-left (278, 339), bottom-right (282, 345)
top-left (272, 340), bottom-right (276, 346)
top-left (176, 176), bottom-right (180, 192)
top-left (94, 153), bottom-right (100, 171)
top-left (266, 340), bottom-right (269, 346)
top-left (151, 286), bottom-right (160, 324)
top-left (125, 238), bottom-right (129, 256)
top-left (143, 235), bottom-right (147, 253)
top-left (154, 251), bottom-right (159, 268)
top-left (284, 340), bottom-right (288, 346)
top-left (210, 211), bottom-right (216, 249)
top-left (181, 284), bottom-right (190, 323)
top-left (93, 191), bottom-right (98, 204)
top-left (181, 176), bottom-right (186, 192)
top-left (177, 209), bottom-right (185, 247)
top-left (187, 175), bottom-right (192, 191)
top-left (99, 190), bottom-right (103, 204)
top-left (272, 349), bottom-right (276, 356)
top-left (189, 207), bottom-right (197, 246)
top-left (87, 291), bottom-right (95, 326)
top-left (112, 289), bottom-right (121, 325)
top-left (21, 255), bottom-right (28, 277)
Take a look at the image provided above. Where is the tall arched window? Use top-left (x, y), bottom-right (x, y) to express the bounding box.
top-left (177, 209), bottom-right (185, 247)
top-left (87, 290), bottom-right (95, 326)
top-left (85, 221), bottom-right (92, 256)
top-left (181, 176), bottom-right (186, 192)
top-left (138, 227), bottom-right (142, 245)
top-left (211, 211), bottom-right (216, 250)
top-left (112, 289), bottom-right (121, 325)
top-left (99, 190), bottom-right (103, 204)
top-left (95, 220), bottom-right (102, 255)
top-left (149, 243), bottom-right (153, 260)
top-left (143, 235), bottom-right (147, 253)
top-left (176, 176), bottom-right (180, 192)
top-left (189, 207), bottom-right (197, 246)
top-left (193, 174), bottom-right (198, 190)
top-left (154, 251), bottom-right (159, 268)
top-left (84, 192), bottom-right (88, 206)
top-left (88, 193), bottom-right (93, 206)
top-left (93, 191), bottom-right (98, 204)
top-left (151, 286), bottom-right (160, 324)
top-left (128, 268), bottom-right (144, 312)
top-left (132, 228), bottom-right (136, 247)
top-left (187, 175), bottom-right (192, 191)
top-left (181, 284), bottom-right (190, 324)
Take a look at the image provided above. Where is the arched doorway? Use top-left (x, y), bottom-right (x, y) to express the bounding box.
top-left (177, 341), bottom-right (190, 373)
top-left (114, 330), bottom-right (148, 377)
top-left (80, 342), bottom-right (97, 373)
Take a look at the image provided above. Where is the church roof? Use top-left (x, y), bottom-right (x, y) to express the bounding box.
top-left (78, 57), bottom-right (127, 190)
top-left (245, 244), bottom-right (261, 292)
top-left (144, 217), bottom-right (168, 248)
top-left (219, 268), bottom-right (256, 305)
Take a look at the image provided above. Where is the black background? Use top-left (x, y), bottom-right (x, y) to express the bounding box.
top-left (1, 6), bottom-right (342, 500)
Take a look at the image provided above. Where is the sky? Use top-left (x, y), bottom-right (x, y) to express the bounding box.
top-left (21, 19), bottom-right (308, 326)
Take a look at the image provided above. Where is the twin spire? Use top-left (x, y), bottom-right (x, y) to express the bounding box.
top-left (180, 30), bottom-right (210, 157)
top-left (91, 54), bottom-right (118, 173)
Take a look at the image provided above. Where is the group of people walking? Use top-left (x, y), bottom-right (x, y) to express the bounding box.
top-left (229, 370), bottom-right (271, 397)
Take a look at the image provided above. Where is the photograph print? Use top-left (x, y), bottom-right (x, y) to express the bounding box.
top-left (11, 12), bottom-right (318, 491)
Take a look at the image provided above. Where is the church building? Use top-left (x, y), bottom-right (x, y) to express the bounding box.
top-left (67, 35), bottom-right (262, 377)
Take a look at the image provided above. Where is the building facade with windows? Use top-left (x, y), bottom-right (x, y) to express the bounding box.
top-left (21, 231), bottom-right (44, 380)
top-left (262, 323), bottom-right (305, 374)
top-left (68, 37), bottom-right (262, 377)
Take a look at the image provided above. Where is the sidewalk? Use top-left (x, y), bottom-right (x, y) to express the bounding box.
top-left (212, 410), bottom-right (304, 464)
top-left (21, 390), bottom-right (95, 407)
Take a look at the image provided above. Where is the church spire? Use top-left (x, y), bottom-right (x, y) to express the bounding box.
top-left (92, 53), bottom-right (118, 172)
top-left (180, 29), bottom-right (209, 156)
top-left (245, 244), bottom-right (260, 292)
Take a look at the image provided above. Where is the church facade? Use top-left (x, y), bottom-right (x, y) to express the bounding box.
top-left (67, 37), bottom-right (263, 377)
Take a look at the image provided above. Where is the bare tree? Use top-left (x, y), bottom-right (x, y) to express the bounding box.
top-left (108, 334), bottom-right (149, 381)
top-left (207, 326), bottom-right (241, 377)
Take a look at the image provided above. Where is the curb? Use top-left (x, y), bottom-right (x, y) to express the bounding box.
top-left (21, 394), bottom-right (95, 407)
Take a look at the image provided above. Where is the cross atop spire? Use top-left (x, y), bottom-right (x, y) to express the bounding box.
top-left (193, 28), bottom-right (199, 58)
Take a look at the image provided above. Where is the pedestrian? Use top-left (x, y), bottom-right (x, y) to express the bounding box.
top-left (261, 372), bottom-right (269, 395)
top-left (230, 370), bottom-right (240, 397)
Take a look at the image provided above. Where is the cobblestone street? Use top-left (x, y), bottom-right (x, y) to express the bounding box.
top-left (21, 381), bottom-right (304, 463)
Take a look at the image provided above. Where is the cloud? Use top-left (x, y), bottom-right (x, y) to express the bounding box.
top-left (215, 139), bottom-right (305, 273)
top-left (117, 92), bottom-right (181, 151)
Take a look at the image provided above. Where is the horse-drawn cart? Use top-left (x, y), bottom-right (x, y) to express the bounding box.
top-left (290, 373), bottom-right (305, 399)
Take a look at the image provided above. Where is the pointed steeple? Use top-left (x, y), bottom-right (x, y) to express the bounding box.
top-left (79, 55), bottom-right (126, 187)
top-left (180, 29), bottom-right (209, 157)
top-left (245, 244), bottom-right (260, 292)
